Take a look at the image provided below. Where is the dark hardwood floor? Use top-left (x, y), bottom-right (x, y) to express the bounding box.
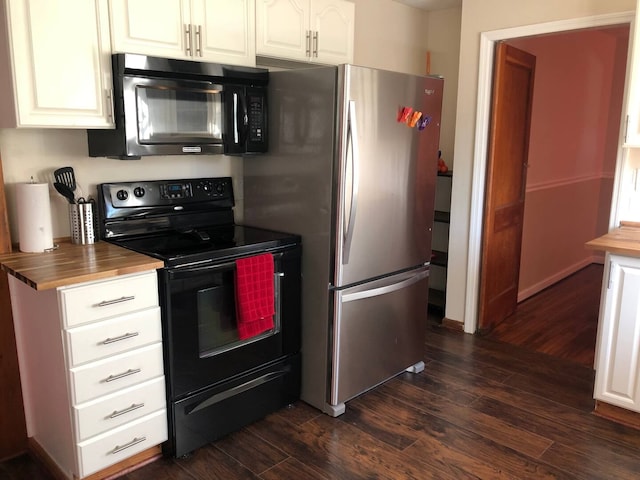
top-left (6, 263), bottom-right (639, 480)
top-left (484, 263), bottom-right (603, 367)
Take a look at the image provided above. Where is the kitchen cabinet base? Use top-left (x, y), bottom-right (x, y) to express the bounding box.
top-left (594, 400), bottom-right (640, 431)
top-left (28, 437), bottom-right (161, 480)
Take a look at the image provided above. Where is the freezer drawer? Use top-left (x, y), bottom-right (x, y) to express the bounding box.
top-left (330, 266), bottom-right (429, 407)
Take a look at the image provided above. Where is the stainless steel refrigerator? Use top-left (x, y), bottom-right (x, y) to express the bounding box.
top-left (243, 64), bottom-right (443, 416)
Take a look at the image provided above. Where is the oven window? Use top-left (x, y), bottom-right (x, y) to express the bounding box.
top-left (197, 281), bottom-right (240, 358)
top-left (176, 266), bottom-right (282, 360)
top-left (135, 84), bottom-right (223, 144)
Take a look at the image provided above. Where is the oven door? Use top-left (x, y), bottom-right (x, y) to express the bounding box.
top-left (161, 247), bottom-right (300, 400)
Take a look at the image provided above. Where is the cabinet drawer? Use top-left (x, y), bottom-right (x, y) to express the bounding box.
top-left (65, 307), bottom-right (161, 367)
top-left (59, 272), bottom-right (159, 328)
top-left (73, 377), bottom-right (166, 441)
top-left (76, 409), bottom-right (168, 478)
top-left (69, 343), bottom-right (164, 404)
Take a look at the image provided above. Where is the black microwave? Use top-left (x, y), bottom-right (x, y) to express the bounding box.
top-left (87, 54), bottom-right (268, 159)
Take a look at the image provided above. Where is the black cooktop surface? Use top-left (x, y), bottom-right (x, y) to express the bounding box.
top-left (109, 224), bottom-right (300, 267)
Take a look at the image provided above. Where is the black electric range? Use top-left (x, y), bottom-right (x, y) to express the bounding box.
top-left (97, 177), bottom-right (302, 458)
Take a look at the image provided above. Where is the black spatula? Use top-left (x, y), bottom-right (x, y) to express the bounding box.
top-left (53, 167), bottom-right (76, 200)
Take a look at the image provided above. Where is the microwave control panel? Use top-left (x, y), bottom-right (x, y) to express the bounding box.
top-left (248, 94), bottom-right (265, 143)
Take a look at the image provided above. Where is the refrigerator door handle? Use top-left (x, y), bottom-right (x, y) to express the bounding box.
top-left (342, 267), bottom-right (430, 303)
top-left (343, 100), bottom-right (360, 264)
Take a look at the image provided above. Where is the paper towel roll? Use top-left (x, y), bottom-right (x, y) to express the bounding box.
top-left (16, 182), bottom-right (54, 253)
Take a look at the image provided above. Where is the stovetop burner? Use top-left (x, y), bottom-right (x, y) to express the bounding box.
top-left (97, 177), bottom-right (300, 267)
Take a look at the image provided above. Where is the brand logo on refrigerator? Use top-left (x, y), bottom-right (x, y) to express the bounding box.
top-left (424, 89), bottom-right (436, 95)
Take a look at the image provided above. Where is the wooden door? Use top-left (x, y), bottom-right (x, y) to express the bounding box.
top-left (0, 154), bottom-right (27, 460)
top-left (478, 42), bottom-right (536, 333)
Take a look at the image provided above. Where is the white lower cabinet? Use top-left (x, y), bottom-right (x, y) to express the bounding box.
top-left (8, 270), bottom-right (166, 479)
top-left (76, 409), bottom-right (167, 477)
top-left (594, 254), bottom-right (640, 411)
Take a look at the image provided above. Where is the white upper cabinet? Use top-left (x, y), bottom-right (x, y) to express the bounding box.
top-left (256, 0), bottom-right (354, 65)
top-left (0, 0), bottom-right (114, 128)
top-left (594, 254), bottom-right (640, 412)
top-left (110, 0), bottom-right (256, 66)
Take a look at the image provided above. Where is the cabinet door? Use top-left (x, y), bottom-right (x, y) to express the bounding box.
top-left (311, 0), bottom-right (354, 65)
top-left (256, 0), bottom-right (310, 62)
top-left (594, 254), bottom-right (640, 411)
top-left (109, 0), bottom-right (191, 60)
top-left (3, 0), bottom-right (113, 128)
top-left (192, 0), bottom-right (256, 66)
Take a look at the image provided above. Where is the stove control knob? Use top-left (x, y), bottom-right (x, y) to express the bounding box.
top-left (215, 183), bottom-right (225, 194)
top-left (133, 187), bottom-right (145, 198)
top-left (202, 182), bottom-right (212, 192)
top-left (116, 189), bottom-right (128, 201)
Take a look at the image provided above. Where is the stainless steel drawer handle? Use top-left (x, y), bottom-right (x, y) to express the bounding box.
top-left (104, 368), bottom-right (141, 383)
top-left (102, 332), bottom-right (139, 345)
top-left (95, 295), bottom-right (135, 307)
top-left (107, 402), bottom-right (145, 419)
top-left (110, 436), bottom-right (146, 455)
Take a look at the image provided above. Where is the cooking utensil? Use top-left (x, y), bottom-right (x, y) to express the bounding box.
top-left (53, 167), bottom-right (77, 198)
top-left (53, 182), bottom-right (75, 204)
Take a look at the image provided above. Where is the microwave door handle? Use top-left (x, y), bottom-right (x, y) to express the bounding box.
top-left (232, 92), bottom-right (240, 146)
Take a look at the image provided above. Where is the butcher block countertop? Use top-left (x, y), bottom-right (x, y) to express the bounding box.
top-left (586, 222), bottom-right (640, 258)
top-left (0, 240), bottom-right (163, 290)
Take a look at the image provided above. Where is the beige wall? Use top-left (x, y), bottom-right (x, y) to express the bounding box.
top-left (447, 0), bottom-right (636, 327)
top-left (426, 7), bottom-right (461, 167)
top-left (352, 0), bottom-right (428, 75)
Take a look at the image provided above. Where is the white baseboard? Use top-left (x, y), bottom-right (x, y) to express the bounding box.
top-left (517, 254), bottom-right (604, 303)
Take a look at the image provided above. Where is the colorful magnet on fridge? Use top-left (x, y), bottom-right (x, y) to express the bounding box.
top-left (418, 115), bottom-right (432, 130)
top-left (397, 106), bottom-right (413, 123)
top-left (408, 111), bottom-right (422, 127)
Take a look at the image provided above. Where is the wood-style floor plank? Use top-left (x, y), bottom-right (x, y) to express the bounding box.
top-left (6, 264), bottom-right (640, 479)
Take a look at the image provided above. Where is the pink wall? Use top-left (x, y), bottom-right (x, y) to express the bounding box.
top-left (507, 26), bottom-right (628, 301)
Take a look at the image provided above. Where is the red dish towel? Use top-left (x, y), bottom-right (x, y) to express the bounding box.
top-left (235, 253), bottom-right (275, 340)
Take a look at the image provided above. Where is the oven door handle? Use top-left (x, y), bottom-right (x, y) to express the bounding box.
top-left (168, 251), bottom-right (285, 279)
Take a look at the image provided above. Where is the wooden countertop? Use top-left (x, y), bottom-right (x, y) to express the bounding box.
top-left (0, 240), bottom-right (164, 290)
top-left (586, 222), bottom-right (640, 258)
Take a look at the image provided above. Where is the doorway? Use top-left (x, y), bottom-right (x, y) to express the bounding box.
top-left (464, 12), bottom-right (635, 335)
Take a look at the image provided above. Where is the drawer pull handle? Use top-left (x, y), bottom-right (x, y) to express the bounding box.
top-left (108, 402), bottom-right (145, 419)
top-left (102, 332), bottom-right (139, 345)
top-left (96, 295), bottom-right (135, 307)
top-left (104, 368), bottom-right (141, 383)
top-left (110, 436), bottom-right (146, 455)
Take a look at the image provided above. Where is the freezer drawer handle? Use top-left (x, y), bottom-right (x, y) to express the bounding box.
top-left (342, 268), bottom-right (430, 303)
top-left (110, 436), bottom-right (146, 455)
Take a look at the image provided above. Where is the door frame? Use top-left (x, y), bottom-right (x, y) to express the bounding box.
top-left (463, 11), bottom-right (634, 334)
